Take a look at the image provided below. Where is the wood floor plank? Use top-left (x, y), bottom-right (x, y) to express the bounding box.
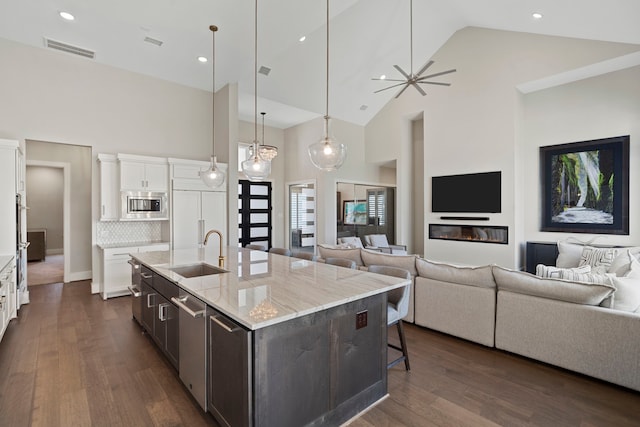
top-left (1, 281), bottom-right (639, 427)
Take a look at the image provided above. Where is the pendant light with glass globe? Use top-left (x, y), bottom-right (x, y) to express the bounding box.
top-left (200, 25), bottom-right (226, 188)
top-left (241, 0), bottom-right (271, 181)
top-left (307, 0), bottom-right (346, 171)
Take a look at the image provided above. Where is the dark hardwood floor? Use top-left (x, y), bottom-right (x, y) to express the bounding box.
top-left (1, 281), bottom-right (638, 427)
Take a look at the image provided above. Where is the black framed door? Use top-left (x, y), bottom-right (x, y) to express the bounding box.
top-left (238, 180), bottom-right (272, 249)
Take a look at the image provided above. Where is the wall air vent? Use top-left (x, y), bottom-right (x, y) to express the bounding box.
top-left (44, 38), bottom-right (95, 59)
top-left (258, 66), bottom-right (271, 76)
top-left (144, 36), bottom-right (163, 47)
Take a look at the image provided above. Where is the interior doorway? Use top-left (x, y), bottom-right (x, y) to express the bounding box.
top-left (25, 162), bottom-right (68, 285)
top-left (288, 181), bottom-right (316, 253)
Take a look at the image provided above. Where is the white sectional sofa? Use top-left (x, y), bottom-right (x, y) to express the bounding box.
top-left (316, 243), bottom-right (640, 392)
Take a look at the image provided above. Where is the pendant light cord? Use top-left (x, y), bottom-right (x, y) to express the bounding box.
top-left (254, 0), bottom-right (258, 145)
top-left (325, 0), bottom-right (329, 120)
top-left (210, 25), bottom-right (218, 158)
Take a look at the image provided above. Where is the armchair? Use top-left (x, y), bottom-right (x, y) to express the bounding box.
top-left (363, 234), bottom-right (407, 255)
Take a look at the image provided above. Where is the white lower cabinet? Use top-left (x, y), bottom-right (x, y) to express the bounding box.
top-left (101, 244), bottom-right (169, 299)
top-left (172, 191), bottom-right (226, 249)
top-left (0, 259), bottom-right (15, 343)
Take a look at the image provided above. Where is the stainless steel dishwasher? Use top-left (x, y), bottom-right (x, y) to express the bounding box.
top-left (127, 258), bottom-right (142, 325)
top-left (171, 291), bottom-right (208, 411)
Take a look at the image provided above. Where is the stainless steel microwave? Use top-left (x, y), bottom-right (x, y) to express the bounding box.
top-left (121, 191), bottom-right (168, 220)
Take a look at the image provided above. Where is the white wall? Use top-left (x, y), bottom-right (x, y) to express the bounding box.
top-left (284, 116), bottom-right (386, 245)
top-left (26, 166), bottom-right (64, 253)
top-left (521, 66), bottom-right (640, 249)
top-left (366, 27), bottom-right (640, 267)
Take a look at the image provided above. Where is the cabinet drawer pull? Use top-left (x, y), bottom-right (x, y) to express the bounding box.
top-left (127, 259), bottom-right (140, 268)
top-left (210, 314), bottom-right (239, 333)
top-left (158, 303), bottom-right (169, 321)
top-left (147, 293), bottom-right (156, 308)
top-left (141, 272), bottom-right (153, 279)
top-left (171, 296), bottom-right (204, 318)
top-left (128, 286), bottom-right (141, 298)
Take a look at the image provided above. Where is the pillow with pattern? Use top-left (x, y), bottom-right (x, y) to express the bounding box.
top-left (578, 246), bottom-right (619, 274)
top-left (535, 264), bottom-right (591, 279)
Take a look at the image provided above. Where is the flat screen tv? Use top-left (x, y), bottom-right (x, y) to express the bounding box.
top-left (432, 171), bottom-right (501, 213)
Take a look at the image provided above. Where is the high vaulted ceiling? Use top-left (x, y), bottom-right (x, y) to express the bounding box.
top-left (1, 1), bottom-right (639, 129)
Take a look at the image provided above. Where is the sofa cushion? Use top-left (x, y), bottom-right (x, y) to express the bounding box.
top-left (493, 265), bottom-right (615, 306)
top-left (610, 276), bottom-right (640, 312)
top-left (360, 249), bottom-right (417, 276)
top-left (535, 264), bottom-right (591, 279)
top-left (579, 246), bottom-right (619, 274)
top-left (416, 258), bottom-right (495, 289)
top-left (317, 245), bottom-right (364, 266)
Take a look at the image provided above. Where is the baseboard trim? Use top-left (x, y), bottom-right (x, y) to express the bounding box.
top-left (91, 281), bottom-right (100, 294)
top-left (46, 248), bottom-right (63, 256)
top-left (67, 270), bottom-right (92, 283)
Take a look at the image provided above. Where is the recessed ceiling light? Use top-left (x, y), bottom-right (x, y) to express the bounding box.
top-left (198, 56), bottom-right (208, 63)
top-left (380, 74), bottom-right (386, 80)
top-left (59, 11), bottom-right (75, 21)
top-left (532, 12), bottom-right (543, 19)
top-left (299, 36), bottom-right (306, 42)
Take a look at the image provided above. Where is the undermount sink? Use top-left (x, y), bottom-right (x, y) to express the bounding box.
top-left (168, 262), bottom-right (227, 278)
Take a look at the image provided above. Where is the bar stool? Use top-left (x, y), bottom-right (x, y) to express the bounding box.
top-left (292, 251), bottom-right (317, 261)
top-left (269, 247), bottom-right (292, 256)
top-left (368, 264), bottom-right (411, 371)
top-left (324, 257), bottom-right (356, 269)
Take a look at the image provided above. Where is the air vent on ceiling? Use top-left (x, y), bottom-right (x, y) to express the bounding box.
top-left (44, 37), bottom-right (95, 59)
top-left (258, 66), bottom-right (271, 76)
top-left (144, 36), bottom-right (163, 47)
top-left (360, 105), bottom-right (368, 111)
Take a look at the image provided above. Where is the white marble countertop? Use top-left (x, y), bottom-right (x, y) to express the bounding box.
top-left (98, 241), bottom-right (170, 250)
top-left (132, 246), bottom-right (409, 330)
top-left (0, 255), bottom-right (14, 272)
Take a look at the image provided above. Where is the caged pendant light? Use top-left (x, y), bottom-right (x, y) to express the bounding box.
top-left (200, 25), bottom-right (226, 188)
top-left (307, 0), bottom-right (346, 171)
top-left (241, 0), bottom-right (271, 181)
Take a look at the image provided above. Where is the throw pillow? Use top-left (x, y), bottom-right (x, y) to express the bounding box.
top-left (492, 266), bottom-right (615, 306)
top-left (610, 276), bottom-right (640, 312)
top-left (556, 241), bottom-right (586, 268)
top-left (559, 269), bottom-right (614, 285)
top-left (608, 248), bottom-right (640, 277)
top-left (535, 264), bottom-right (591, 279)
top-left (578, 246), bottom-right (619, 274)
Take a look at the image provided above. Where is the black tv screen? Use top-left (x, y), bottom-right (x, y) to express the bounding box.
top-left (432, 171), bottom-right (501, 213)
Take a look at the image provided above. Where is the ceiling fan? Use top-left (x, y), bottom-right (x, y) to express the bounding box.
top-left (372, 0), bottom-right (456, 98)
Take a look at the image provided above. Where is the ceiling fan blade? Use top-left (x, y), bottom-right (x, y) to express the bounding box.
top-left (394, 84), bottom-right (410, 98)
top-left (415, 60), bottom-right (434, 78)
top-left (417, 81), bottom-right (451, 86)
top-left (371, 78), bottom-right (406, 82)
top-left (374, 82), bottom-right (409, 94)
top-left (411, 82), bottom-right (427, 96)
top-left (418, 69), bottom-right (457, 80)
top-left (393, 65), bottom-right (411, 80)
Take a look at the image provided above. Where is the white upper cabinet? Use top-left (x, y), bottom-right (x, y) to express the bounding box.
top-left (118, 154), bottom-right (168, 192)
top-left (98, 154), bottom-right (119, 221)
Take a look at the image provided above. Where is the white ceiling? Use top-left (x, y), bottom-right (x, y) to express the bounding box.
top-left (1, 0), bottom-right (639, 129)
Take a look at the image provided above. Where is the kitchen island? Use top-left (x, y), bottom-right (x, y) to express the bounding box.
top-left (131, 246), bottom-right (409, 427)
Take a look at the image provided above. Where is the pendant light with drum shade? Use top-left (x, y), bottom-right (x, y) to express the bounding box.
top-left (307, 0), bottom-right (346, 171)
top-left (258, 112), bottom-right (278, 161)
top-left (200, 25), bottom-right (225, 188)
top-left (241, 0), bottom-right (271, 181)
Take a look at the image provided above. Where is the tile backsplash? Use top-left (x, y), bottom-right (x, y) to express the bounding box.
top-left (97, 221), bottom-right (163, 245)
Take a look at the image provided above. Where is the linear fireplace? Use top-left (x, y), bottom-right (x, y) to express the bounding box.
top-left (429, 224), bottom-right (508, 244)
